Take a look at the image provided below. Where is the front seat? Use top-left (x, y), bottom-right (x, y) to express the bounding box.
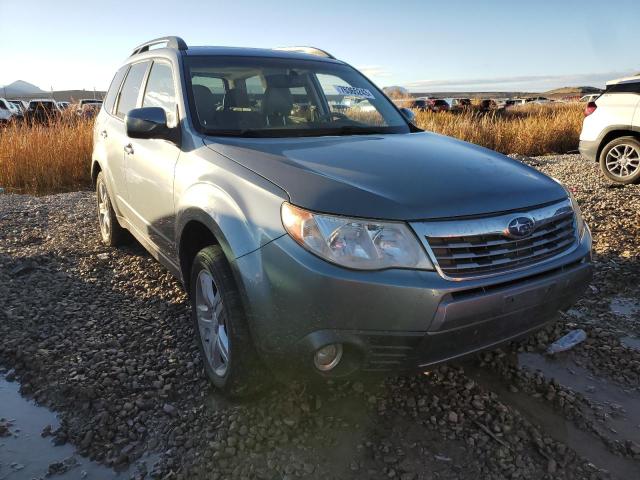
top-left (262, 87), bottom-right (293, 127)
top-left (192, 85), bottom-right (218, 127)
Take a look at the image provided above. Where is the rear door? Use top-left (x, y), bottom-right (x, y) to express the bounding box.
top-left (101, 61), bottom-right (151, 217)
top-left (125, 59), bottom-right (181, 257)
top-left (94, 64), bottom-right (129, 209)
top-left (599, 81), bottom-right (640, 129)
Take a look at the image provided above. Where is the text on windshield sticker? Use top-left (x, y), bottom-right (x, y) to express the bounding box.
top-left (334, 85), bottom-right (375, 99)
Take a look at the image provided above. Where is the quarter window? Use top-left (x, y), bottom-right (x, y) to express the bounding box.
top-left (116, 61), bottom-right (150, 119)
top-left (103, 65), bottom-right (129, 115)
top-left (142, 62), bottom-right (177, 127)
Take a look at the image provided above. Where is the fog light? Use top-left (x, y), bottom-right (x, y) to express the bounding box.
top-left (313, 343), bottom-right (343, 372)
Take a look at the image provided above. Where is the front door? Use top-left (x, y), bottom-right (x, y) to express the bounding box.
top-left (125, 60), bottom-right (181, 258)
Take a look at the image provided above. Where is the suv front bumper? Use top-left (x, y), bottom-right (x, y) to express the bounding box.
top-left (233, 227), bottom-right (592, 376)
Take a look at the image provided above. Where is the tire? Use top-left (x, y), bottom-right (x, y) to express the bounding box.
top-left (190, 245), bottom-right (266, 397)
top-left (599, 136), bottom-right (640, 184)
top-left (96, 172), bottom-right (128, 246)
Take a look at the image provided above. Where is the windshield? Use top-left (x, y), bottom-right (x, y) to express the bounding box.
top-left (184, 56), bottom-right (410, 137)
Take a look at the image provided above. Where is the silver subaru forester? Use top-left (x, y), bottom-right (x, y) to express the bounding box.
top-left (92, 36), bottom-right (592, 396)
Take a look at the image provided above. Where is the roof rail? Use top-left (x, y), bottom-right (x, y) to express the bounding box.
top-left (131, 36), bottom-right (188, 56)
top-left (273, 46), bottom-right (336, 59)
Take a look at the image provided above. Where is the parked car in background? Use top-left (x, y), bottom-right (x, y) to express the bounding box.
top-left (25, 99), bottom-right (61, 124)
top-left (79, 103), bottom-right (101, 119)
top-left (507, 98), bottom-right (527, 107)
top-left (76, 99), bottom-right (102, 115)
top-left (579, 94), bottom-right (600, 103)
top-left (0, 98), bottom-right (18, 124)
top-left (479, 99), bottom-right (498, 111)
top-left (410, 98), bottom-right (430, 111)
top-left (444, 98), bottom-right (471, 112)
top-left (429, 99), bottom-right (449, 112)
top-left (58, 101), bottom-right (71, 110)
top-left (455, 97), bottom-right (471, 109)
top-left (8, 99), bottom-right (28, 113)
top-left (530, 96), bottom-right (552, 104)
top-left (92, 36), bottom-right (592, 396)
top-left (579, 75), bottom-right (640, 184)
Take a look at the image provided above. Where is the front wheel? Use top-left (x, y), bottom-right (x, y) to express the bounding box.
top-left (190, 245), bottom-right (266, 396)
top-left (599, 136), bottom-right (640, 184)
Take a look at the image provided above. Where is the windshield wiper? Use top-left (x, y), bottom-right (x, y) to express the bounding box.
top-left (328, 125), bottom-right (388, 136)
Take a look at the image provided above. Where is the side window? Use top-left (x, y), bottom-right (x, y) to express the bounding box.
top-left (606, 82), bottom-right (640, 94)
top-left (116, 61), bottom-right (150, 119)
top-left (143, 62), bottom-right (177, 127)
top-left (103, 65), bottom-right (129, 115)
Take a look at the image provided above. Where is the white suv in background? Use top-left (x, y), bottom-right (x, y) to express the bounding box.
top-left (579, 75), bottom-right (640, 184)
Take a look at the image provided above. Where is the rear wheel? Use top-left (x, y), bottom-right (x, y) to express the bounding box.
top-left (599, 136), bottom-right (640, 184)
top-left (190, 245), bottom-right (266, 397)
top-left (96, 172), bottom-right (128, 246)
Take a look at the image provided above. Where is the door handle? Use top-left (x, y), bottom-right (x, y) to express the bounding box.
top-left (124, 143), bottom-right (134, 155)
top-left (100, 130), bottom-right (108, 139)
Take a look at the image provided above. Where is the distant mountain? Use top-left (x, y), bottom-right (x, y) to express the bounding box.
top-left (1, 80), bottom-right (45, 97)
top-left (543, 86), bottom-right (602, 98)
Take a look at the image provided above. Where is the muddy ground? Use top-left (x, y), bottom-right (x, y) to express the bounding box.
top-left (1, 154), bottom-right (639, 479)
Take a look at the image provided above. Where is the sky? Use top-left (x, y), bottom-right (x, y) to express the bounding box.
top-left (0, 0), bottom-right (637, 93)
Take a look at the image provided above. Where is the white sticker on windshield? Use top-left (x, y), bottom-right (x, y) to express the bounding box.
top-left (334, 85), bottom-right (375, 99)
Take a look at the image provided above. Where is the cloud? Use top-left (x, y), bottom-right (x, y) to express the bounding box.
top-left (404, 71), bottom-right (637, 92)
top-left (356, 65), bottom-right (392, 78)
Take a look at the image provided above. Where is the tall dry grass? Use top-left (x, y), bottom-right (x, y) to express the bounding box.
top-left (413, 103), bottom-right (584, 156)
top-left (0, 114), bottom-right (93, 194)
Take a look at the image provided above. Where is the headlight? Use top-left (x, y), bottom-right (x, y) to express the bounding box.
top-left (553, 177), bottom-right (585, 238)
top-left (567, 190), bottom-right (586, 238)
top-left (281, 202), bottom-right (434, 270)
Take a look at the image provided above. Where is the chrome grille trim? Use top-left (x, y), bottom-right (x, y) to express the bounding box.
top-left (410, 199), bottom-right (579, 281)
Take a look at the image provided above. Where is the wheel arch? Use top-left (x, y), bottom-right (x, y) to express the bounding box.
top-left (91, 160), bottom-right (102, 186)
top-left (596, 127), bottom-right (640, 162)
top-left (177, 211), bottom-right (229, 291)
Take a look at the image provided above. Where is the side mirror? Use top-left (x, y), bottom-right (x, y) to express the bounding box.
top-left (399, 107), bottom-right (416, 123)
top-left (126, 107), bottom-right (171, 140)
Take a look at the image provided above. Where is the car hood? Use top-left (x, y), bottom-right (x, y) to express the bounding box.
top-left (203, 132), bottom-right (567, 220)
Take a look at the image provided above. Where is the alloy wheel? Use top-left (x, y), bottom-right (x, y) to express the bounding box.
top-left (605, 144), bottom-right (640, 178)
top-left (98, 182), bottom-right (111, 238)
top-left (195, 270), bottom-right (230, 377)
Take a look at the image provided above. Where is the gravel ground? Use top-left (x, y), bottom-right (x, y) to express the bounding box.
top-left (1, 154), bottom-right (639, 480)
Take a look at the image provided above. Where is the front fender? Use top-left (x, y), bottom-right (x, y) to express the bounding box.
top-left (175, 181), bottom-right (285, 261)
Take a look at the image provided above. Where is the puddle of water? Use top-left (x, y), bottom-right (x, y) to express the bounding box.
top-left (0, 375), bottom-right (152, 479)
top-left (610, 297), bottom-right (640, 318)
top-left (466, 361), bottom-right (640, 480)
top-left (620, 336), bottom-right (640, 352)
top-left (518, 353), bottom-right (640, 442)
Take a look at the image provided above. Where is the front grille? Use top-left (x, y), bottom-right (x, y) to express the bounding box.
top-left (411, 200), bottom-right (578, 280)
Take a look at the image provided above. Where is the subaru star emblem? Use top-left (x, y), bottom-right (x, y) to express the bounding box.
top-left (505, 216), bottom-right (535, 239)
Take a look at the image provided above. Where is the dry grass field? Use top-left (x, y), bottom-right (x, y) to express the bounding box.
top-left (413, 103), bottom-right (584, 156)
top-left (0, 114), bottom-right (93, 194)
top-left (0, 103), bottom-right (584, 195)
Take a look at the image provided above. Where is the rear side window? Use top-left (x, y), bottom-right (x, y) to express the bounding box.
top-left (605, 82), bottom-right (640, 94)
top-left (142, 61), bottom-right (177, 127)
top-left (103, 65), bottom-right (129, 115)
top-left (116, 61), bottom-right (150, 119)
